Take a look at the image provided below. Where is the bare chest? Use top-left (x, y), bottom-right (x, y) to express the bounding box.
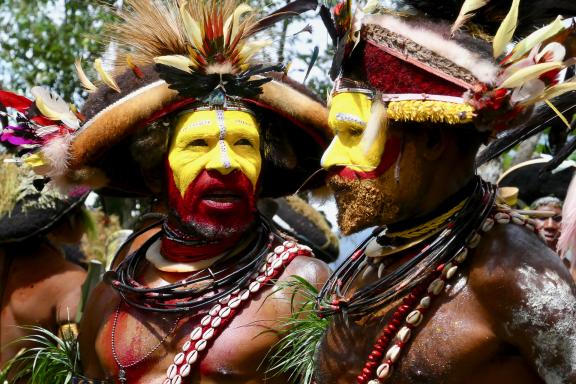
top-left (95, 289), bottom-right (285, 383)
top-left (317, 276), bottom-right (508, 384)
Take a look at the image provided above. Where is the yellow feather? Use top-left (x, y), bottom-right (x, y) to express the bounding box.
top-left (544, 99), bottom-right (572, 130)
top-left (74, 59), bottom-right (97, 93)
top-left (450, 0), bottom-right (490, 35)
top-left (362, 0), bottom-right (379, 14)
top-left (154, 54), bottom-right (194, 73)
top-left (523, 81), bottom-right (576, 105)
top-left (239, 40), bottom-right (272, 62)
top-left (499, 62), bottom-right (563, 89)
top-left (508, 17), bottom-right (565, 62)
top-left (180, 3), bottom-right (203, 49)
top-left (492, 0), bottom-right (520, 57)
top-left (94, 59), bottom-right (121, 93)
top-left (223, 4), bottom-right (253, 45)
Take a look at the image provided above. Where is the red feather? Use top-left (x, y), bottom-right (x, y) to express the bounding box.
top-left (0, 90), bottom-right (32, 112)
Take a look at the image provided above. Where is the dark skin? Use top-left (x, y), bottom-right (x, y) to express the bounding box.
top-left (0, 212), bottom-right (87, 367)
top-left (316, 124), bottom-right (576, 383)
top-left (79, 233), bottom-right (330, 383)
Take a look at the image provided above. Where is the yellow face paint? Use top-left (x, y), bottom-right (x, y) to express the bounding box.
top-left (321, 92), bottom-right (387, 173)
top-left (168, 110), bottom-right (261, 197)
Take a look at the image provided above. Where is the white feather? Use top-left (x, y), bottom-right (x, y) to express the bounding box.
top-left (40, 135), bottom-right (72, 178)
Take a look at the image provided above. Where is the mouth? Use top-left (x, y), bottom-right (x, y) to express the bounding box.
top-left (200, 189), bottom-right (247, 209)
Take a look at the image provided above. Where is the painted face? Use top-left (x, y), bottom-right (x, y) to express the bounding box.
top-left (167, 109), bottom-right (262, 237)
top-left (321, 87), bottom-right (413, 234)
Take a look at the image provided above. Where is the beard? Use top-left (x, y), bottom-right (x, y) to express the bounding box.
top-left (328, 174), bottom-right (400, 235)
top-left (167, 168), bottom-right (257, 240)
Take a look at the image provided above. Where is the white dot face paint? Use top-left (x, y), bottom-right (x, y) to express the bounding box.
top-left (216, 109), bottom-right (231, 169)
top-left (509, 265), bottom-right (576, 383)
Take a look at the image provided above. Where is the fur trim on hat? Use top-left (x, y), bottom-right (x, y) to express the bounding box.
top-left (363, 14), bottom-right (498, 84)
top-left (69, 80), bottom-right (179, 170)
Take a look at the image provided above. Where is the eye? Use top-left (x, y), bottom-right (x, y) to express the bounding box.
top-left (234, 138), bottom-right (253, 147)
top-left (187, 139), bottom-right (208, 147)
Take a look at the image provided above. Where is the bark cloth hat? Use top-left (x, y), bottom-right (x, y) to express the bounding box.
top-left (0, 0), bottom-right (330, 198)
top-left (320, 0), bottom-right (576, 170)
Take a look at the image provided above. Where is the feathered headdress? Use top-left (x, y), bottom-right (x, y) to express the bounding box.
top-left (1, 0), bottom-right (331, 197)
top-left (321, 0), bottom-right (576, 154)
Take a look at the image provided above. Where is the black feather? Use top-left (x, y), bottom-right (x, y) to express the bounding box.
top-left (320, 4), bottom-right (337, 45)
top-left (541, 123), bottom-right (576, 174)
top-left (476, 93), bottom-right (576, 166)
top-left (250, 0), bottom-right (318, 35)
top-left (402, 0), bottom-right (576, 37)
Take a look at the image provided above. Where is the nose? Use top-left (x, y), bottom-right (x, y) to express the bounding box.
top-left (205, 140), bottom-right (240, 175)
top-left (321, 138), bottom-right (349, 170)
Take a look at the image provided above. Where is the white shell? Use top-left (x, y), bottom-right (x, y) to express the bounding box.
top-left (385, 344), bottom-right (401, 363)
top-left (368, 380), bottom-right (380, 384)
top-left (186, 350), bottom-right (198, 364)
top-left (163, 379), bottom-right (171, 384)
top-left (266, 267), bottom-right (275, 277)
top-left (396, 326), bottom-right (411, 343)
top-left (211, 316), bottom-right (222, 328)
top-left (376, 362), bottom-right (391, 379)
top-left (271, 258), bottom-right (283, 269)
top-left (467, 233), bottom-right (481, 249)
top-left (446, 265), bottom-right (458, 279)
top-left (171, 375), bottom-right (182, 384)
top-left (209, 304), bottom-right (221, 317)
top-left (299, 245), bottom-right (312, 252)
top-left (257, 275), bottom-right (266, 283)
top-left (441, 263), bottom-right (453, 278)
top-left (281, 251), bottom-right (291, 260)
top-left (249, 281), bottom-right (261, 293)
top-left (511, 213), bottom-right (525, 225)
top-left (219, 306), bottom-right (231, 318)
top-left (182, 340), bottom-right (192, 352)
top-left (283, 240), bottom-right (295, 248)
top-left (167, 364), bottom-right (178, 379)
top-left (494, 212), bottom-right (510, 224)
top-left (481, 217), bottom-right (494, 232)
top-left (274, 245), bottom-right (285, 254)
top-left (419, 296), bottom-right (431, 309)
top-left (190, 327), bottom-right (203, 341)
top-left (378, 263), bottom-right (386, 278)
top-left (406, 310), bottom-right (423, 327)
top-left (428, 278), bottom-right (445, 295)
top-left (200, 315), bottom-right (212, 327)
top-left (173, 352), bottom-right (185, 365)
top-left (266, 252), bottom-right (276, 262)
top-left (203, 327), bottom-right (215, 340)
top-left (239, 289), bottom-right (250, 301)
top-left (454, 248), bottom-right (468, 263)
top-left (219, 294), bottom-right (231, 305)
top-left (196, 339), bottom-right (207, 351)
top-left (180, 364), bottom-right (191, 377)
top-left (228, 297), bottom-right (241, 309)
top-left (365, 237), bottom-right (383, 258)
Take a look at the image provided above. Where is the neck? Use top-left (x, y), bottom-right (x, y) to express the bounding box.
top-left (160, 219), bottom-right (248, 263)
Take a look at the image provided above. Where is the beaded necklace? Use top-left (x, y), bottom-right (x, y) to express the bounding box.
top-left (317, 179), bottom-right (542, 384)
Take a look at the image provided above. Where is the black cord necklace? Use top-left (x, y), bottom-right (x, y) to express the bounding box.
top-left (106, 215), bottom-right (282, 313)
top-left (317, 177), bottom-right (496, 318)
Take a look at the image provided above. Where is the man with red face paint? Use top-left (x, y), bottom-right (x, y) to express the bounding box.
top-left (297, 1), bottom-right (576, 384)
top-left (9, 1), bottom-right (332, 382)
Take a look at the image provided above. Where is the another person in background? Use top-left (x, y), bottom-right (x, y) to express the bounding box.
top-left (531, 196), bottom-right (563, 249)
top-left (0, 159), bottom-right (87, 369)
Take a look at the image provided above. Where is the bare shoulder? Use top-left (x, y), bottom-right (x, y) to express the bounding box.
top-left (279, 255), bottom-right (331, 289)
top-left (468, 223), bottom-right (576, 302)
top-left (467, 223), bottom-right (576, 382)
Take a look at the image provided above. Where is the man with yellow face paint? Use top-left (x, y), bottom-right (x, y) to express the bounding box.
top-left (4, 1), bottom-right (337, 383)
top-left (301, 2), bottom-right (576, 384)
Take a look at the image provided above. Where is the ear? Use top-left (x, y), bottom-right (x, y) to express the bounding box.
top-left (422, 125), bottom-right (447, 160)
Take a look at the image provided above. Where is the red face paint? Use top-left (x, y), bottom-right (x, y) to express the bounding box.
top-left (332, 135), bottom-right (402, 180)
